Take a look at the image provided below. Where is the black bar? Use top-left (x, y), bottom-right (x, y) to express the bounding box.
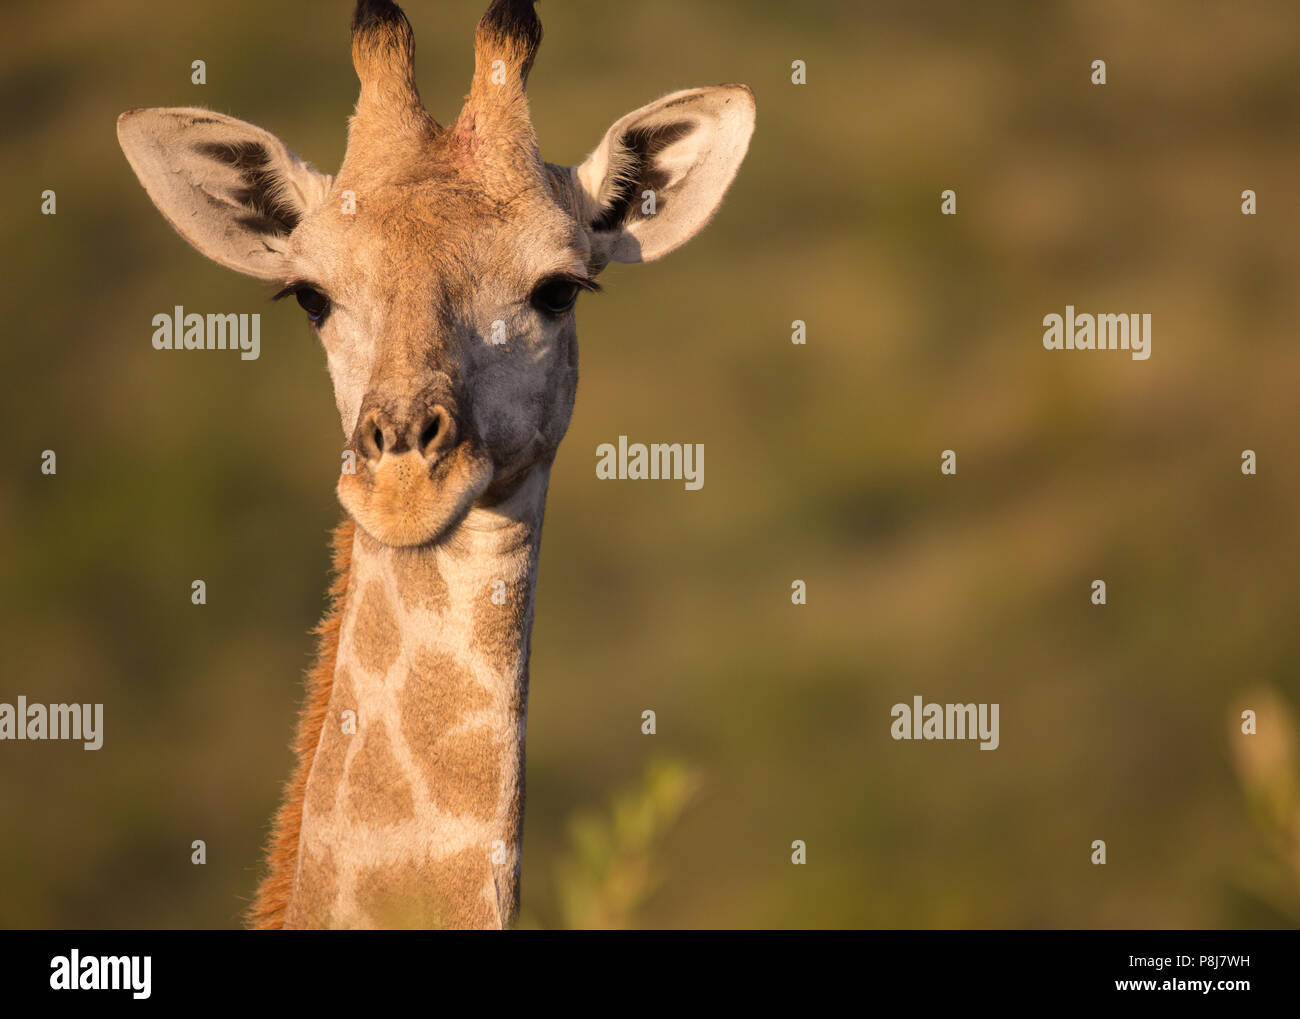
top-left (0, 931), bottom-right (1291, 1008)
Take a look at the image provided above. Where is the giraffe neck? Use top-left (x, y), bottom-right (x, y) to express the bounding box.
top-left (284, 467), bottom-right (549, 929)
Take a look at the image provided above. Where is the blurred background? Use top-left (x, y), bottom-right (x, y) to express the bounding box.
top-left (3, 0), bottom-right (1300, 928)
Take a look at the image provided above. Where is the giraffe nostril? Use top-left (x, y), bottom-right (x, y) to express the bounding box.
top-left (419, 416), bottom-right (440, 450)
top-left (356, 404), bottom-right (454, 463)
top-left (356, 412), bottom-right (387, 460)
top-left (418, 406), bottom-right (455, 458)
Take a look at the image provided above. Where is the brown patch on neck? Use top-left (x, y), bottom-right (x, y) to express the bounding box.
top-left (305, 667), bottom-right (356, 818)
top-left (423, 725), bottom-right (507, 821)
top-left (247, 518), bottom-right (355, 930)
top-left (346, 719), bottom-right (417, 823)
top-left (400, 648), bottom-right (489, 740)
top-left (472, 571), bottom-right (532, 674)
top-left (399, 648), bottom-right (502, 820)
top-left (355, 848), bottom-right (499, 929)
top-left (286, 844), bottom-right (339, 930)
top-left (394, 547), bottom-right (450, 613)
top-left (353, 580), bottom-right (402, 676)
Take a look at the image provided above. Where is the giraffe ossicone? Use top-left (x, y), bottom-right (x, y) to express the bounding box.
top-left (117, 0), bottom-right (754, 929)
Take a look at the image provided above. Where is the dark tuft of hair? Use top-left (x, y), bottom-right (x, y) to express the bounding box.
top-left (591, 122), bottom-right (693, 233)
top-left (352, 0), bottom-right (408, 35)
top-left (194, 140), bottom-right (301, 236)
top-left (477, 0), bottom-right (543, 80)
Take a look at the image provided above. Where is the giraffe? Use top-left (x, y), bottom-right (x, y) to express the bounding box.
top-left (117, 0), bottom-right (754, 928)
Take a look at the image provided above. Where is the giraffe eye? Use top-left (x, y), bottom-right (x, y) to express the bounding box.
top-left (294, 287), bottom-right (330, 324)
top-left (530, 277), bottom-right (582, 316)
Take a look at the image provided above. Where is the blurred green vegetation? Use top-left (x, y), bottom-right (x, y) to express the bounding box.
top-left (1229, 689), bottom-right (1300, 924)
top-left (3, 0), bottom-right (1300, 928)
top-left (548, 758), bottom-right (702, 930)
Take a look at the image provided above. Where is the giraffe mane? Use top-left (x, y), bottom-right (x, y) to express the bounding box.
top-left (247, 518), bottom-right (356, 930)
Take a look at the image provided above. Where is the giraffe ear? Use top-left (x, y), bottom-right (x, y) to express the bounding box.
top-left (116, 107), bottom-right (333, 280)
top-left (567, 85), bottom-right (755, 265)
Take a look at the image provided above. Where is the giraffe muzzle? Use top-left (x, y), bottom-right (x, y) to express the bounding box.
top-left (338, 398), bottom-right (493, 547)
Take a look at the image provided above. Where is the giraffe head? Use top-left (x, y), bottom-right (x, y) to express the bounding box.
top-left (117, 0), bottom-right (755, 547)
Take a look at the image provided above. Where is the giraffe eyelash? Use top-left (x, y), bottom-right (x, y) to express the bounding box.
top-left (547, 272), bottom-right (601, 294)
top-left (271, 280), bottom-right (320, 302)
